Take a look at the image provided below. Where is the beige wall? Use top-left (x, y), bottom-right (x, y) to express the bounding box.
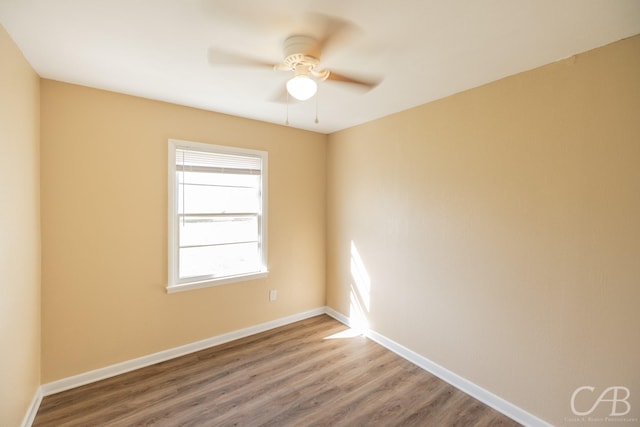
top-left (0, 25), bottom-right (41, 427)
top-left (40, 81), bottom-right (326, 382)
top-left (327, 35), bottom-right (640, 426)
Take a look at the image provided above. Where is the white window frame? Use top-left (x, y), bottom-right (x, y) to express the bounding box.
top-left (167, 139), bottom-right (268, 293)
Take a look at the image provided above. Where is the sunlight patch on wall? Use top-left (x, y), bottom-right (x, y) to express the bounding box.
top-left (348, 240), bottom-right (371, 333)
top-left (350, 240), bottom-right (371, 310)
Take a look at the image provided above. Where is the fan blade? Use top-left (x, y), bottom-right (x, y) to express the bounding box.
top-left (307, 13), bottom-right (360, 58)
top-left (208, 47), bottom-right (276, 69)
top-left (325, 71), bottom-right (382, 91)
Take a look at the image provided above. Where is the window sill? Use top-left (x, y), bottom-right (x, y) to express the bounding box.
top-left (166, 270), bottom-right (268, 294)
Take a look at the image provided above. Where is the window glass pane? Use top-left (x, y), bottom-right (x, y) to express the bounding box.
top-left (181, 170), bottom-right (259, 188)
top-left (178, 183), bottom-right (259, 214)
top-left (179, 243), bottom-right (261, 280)
top-left (179, 216), bottom-right (258, 247)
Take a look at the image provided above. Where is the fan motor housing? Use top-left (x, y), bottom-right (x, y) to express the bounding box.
top-left (283, 35), bottom-right (320, 61)
top-left (280, 35), bottom-right (330, 80)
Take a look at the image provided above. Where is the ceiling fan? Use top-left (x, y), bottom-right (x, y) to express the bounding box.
top-left (207, 15), bottom-right (381, 102)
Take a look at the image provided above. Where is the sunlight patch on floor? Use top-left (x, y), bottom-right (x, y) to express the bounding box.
top-left (323, 328), bottom-right (363, 339)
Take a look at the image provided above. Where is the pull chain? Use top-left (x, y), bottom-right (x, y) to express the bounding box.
top-left (285, 90), bottom-right (290, 126)
top-left (284, 85), bottom-right (320, 125)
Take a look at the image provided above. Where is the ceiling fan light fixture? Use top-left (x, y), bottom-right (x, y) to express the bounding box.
top-left (286, 75), bottom-right (317, 101)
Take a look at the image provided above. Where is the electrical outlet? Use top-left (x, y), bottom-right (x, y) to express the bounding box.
top-left (269, 289), bottom-right (277, 301)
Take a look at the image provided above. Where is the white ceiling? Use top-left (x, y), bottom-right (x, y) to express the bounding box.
top-left (1, 0), bottom-right (639, 134)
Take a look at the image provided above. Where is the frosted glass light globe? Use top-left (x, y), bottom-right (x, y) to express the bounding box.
top-left (286, 75), bottom-right (317, 101)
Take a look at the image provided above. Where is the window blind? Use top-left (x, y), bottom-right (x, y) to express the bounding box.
top-left (175, 147), bottom-right (262, 174)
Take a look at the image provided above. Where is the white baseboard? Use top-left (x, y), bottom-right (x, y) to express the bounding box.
top-left (28, 306), bottom-right (550, 427)
top-left (324, 307), bottom-right (553, 427)
top-left (40, 307), bottom-right (325, 397)
top-left (324, 306), bottom-right (350, 325)
top-left (20, 387), bottom-right (42, 427)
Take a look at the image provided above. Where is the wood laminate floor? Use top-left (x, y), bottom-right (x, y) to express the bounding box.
top-left (33, 315), bottom-right (521, 426)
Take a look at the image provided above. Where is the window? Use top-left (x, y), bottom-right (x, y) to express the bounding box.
top-left (168, 139), bottom-right (268, 293)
